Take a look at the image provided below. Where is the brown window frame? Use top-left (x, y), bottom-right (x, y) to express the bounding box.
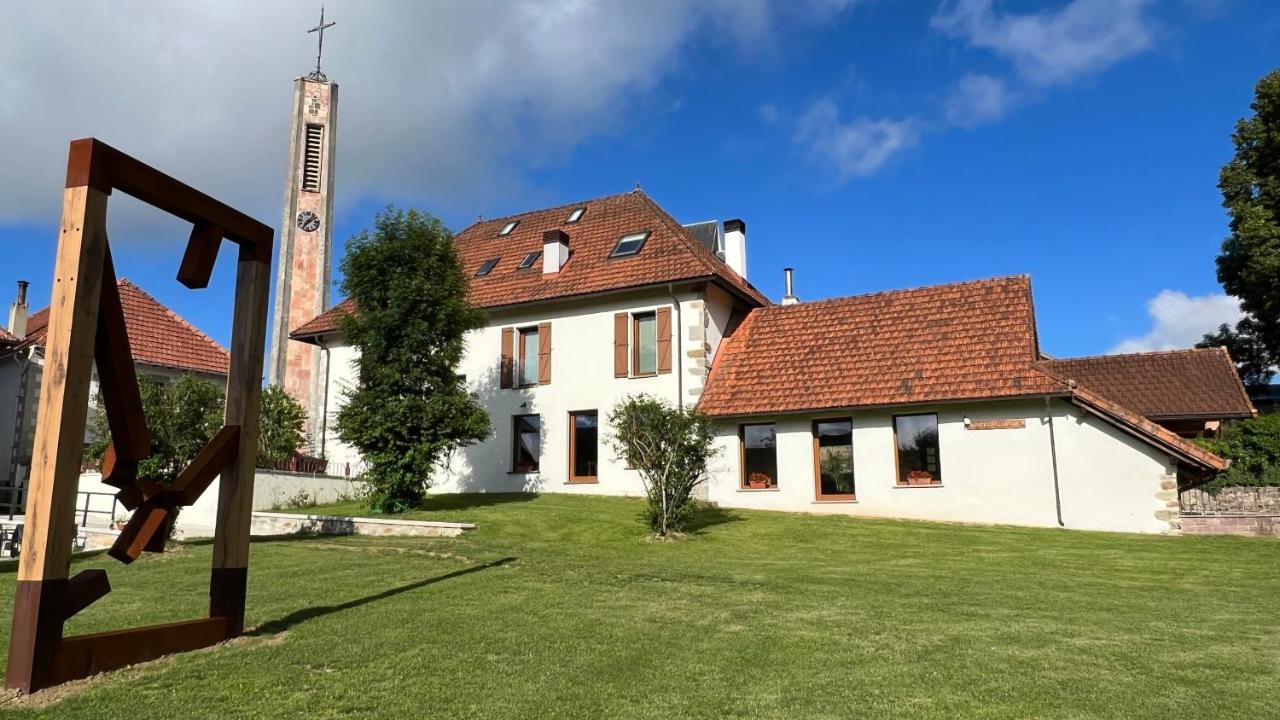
top-left (568, 410), bottom-right (599, 484)
top-left (516, 325), bottom-right (539, 388)
top-left (812, 418), bottom-right (855, 501)
top-left (512, 414), bottom-right (541, 474)
top-left (739, 422), bottom-right (778, 490)
top-left (893, 413), bottom-right (942, 487)
top-left (631, 311), bottom-right (657, 378)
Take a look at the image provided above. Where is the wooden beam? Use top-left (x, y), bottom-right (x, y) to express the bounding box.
top-left (98, 443), bottom-right (138, 491)
top-left (62, 570), bottom-right (110, 620)
top-left (50, 617), bottom-right (231, 688)
top-left (107, 496), bottom-right (173, 565)
top-left (167, 425), bottom-right (239, 506)
top-left (177, 222), bottom-right (224, 290)
top-left (210, 242), bottom-right (272, 634)
top-left (94, 244), bottom-right (151, 463)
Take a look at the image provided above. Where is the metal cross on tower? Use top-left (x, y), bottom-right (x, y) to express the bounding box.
top-left (307, 7), bottom-right (336, 81)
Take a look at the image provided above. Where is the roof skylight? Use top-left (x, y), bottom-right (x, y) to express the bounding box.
top-left (498, 220), bottom-right (518, 236)
top-left (518, 251), bottom-right (542, 270)
top-left (566, 207), bottom-right (586, 223)
top-left (609, 230), bottom-right (650, 258)
top-left (476, 258), bottom-right (500, 277)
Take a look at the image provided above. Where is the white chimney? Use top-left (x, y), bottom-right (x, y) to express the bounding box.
top-left (723, 219), bottom-right (747, 279)
top-left (7, 280), bottom-right (29, 340)
top-left (543, 229), bottom-right (570, 274)
top-left (782, 267), bottom-right (799, 305)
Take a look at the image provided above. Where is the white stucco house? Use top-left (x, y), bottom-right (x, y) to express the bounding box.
top-left (290, 189), bottom-right (1250, 534)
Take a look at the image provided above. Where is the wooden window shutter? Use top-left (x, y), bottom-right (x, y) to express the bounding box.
top-left (500, 327), bottom-right (514, 389)
top-left (656, 307), bottom-right (673, 374)
top-left (538, 322), bottom-right (552, 385)
top-left (613, 313), bottom-right (629, 378)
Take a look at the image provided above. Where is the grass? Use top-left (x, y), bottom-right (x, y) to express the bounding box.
top-left (1, 493), bottom-right (1278, 718)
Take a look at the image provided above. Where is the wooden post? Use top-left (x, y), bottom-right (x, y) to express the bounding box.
top-left (6, 182), bottom-right (110, 693)
top-left (209, 241), bottom-right (271, 634)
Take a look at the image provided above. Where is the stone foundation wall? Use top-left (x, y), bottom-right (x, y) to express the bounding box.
top-left (1181, 514), bottom-right (1280, 538)
top-left (250, 511), bottom-right (474, 538)
top-left (1180, 486), bottom-right (1280, 515)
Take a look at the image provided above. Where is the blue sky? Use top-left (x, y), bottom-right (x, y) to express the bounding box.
top-left (1, 0), bottom-right (1276, 359)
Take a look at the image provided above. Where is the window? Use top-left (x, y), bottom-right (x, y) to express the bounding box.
top-left (518, 251), bottom-right (542, 270)
top-left (518, 326), bottom-right (539, 387)
top-left (569, 411), bottom-right (599, 482)
top-left (302, 124), bottom-right (323, 192)
top-left (632, 312), bottom-right (657, 376)
top-left (566, 207), bottom-right (586, 223)
top-left (513, 415), bottom-right (541, 473)
top-left (741, 423), bottom-right (777, 489)
top-left (610, 230), bottom-right (650, 258)
top-left (813, 419), bottom-right (854, 500)
top-left (895, 414), bottom-right (941, 486)
top-left (476, 258), bottom-right (499, 277)
top-left (499, 220), bottom-right (519, 236)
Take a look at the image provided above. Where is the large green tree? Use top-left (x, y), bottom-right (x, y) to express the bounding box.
top-left (1197, 318), bottom-right (1275, 390)
top-left (335, 207), bottom-right (490, 512)
top-left (1215, 69), bottom-right (1280, 373)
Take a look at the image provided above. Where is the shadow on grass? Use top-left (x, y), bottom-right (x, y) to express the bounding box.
top-left (417, 493), bottom-right (537, 512)
top-left (248, 556), bottom-right (517, 635)
top-left (685, 504), bottom-right (743, 535)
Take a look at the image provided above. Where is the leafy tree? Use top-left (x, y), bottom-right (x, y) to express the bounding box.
top-left (335, 207), bottom-right (491, 512)
top-left (257, 385), bottom-right (309, 465)
top-left (1196, 318), bottom-right (1276, 390)
top-left (1216, 69), bottom-right (1280, 363)
top-left (608, 395), bottom-right (717, 536)
top-left (1197, 413), bottom-right (1280, 492)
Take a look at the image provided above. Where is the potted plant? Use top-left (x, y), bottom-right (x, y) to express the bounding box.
top-left (907, 470), bottom-right (935, 486)
top-left (747, 472), bottom-right (773, 490)
top-left (113, 514), bottom-right (129, 531)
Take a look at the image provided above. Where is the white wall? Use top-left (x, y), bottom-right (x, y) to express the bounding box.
top-left (705, 398), bottom-right (1175, 534)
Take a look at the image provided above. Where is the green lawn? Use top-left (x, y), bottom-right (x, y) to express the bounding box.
top-left (1, 494), bottom-right (1278, 718)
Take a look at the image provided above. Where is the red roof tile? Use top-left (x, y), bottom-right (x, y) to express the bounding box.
top-left (24, 279), bottom-right (229, 376)
top-left (698, 276), bottom-right (1064, 417)
top-left (0, 326), bottom-right (17, 346)
top-left (1040, 348), bottom-right (1255, 420)
top-left (291, 190), bottom-right (768, 340)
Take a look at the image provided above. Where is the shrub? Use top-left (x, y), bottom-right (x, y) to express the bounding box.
top-left (1196, 413), bottom-right (1280, 492)
top-left (608, 395), bottom-right (717, 536)
top-left (257, 385), bottom-right (308, 465)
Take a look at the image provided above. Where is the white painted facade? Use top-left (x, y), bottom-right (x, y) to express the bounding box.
top-left (704, 398), bottom-right (1175, 534)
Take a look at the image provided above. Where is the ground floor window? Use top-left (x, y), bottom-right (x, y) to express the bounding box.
top-left (569, 411), bottom-right (598, 482)
top-left (894, 413), bottom-right (941, 486)
top-left (813, 419), bottom-right (854, 500)
top-left (513, 414), bottom-right (541, 473)
top-left (741, 423), bottom-right (777, 489)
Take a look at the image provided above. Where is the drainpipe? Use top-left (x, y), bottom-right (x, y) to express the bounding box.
top-left (1045, 396), bottom-right (1065, 527)
top-left (667, 284), bottom-right (683, 410)
top-left (317, 339), bottom-right (332, 459)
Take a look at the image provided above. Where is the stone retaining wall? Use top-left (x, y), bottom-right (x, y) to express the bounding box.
top-left (250, 511), bottom-right (474, 538)
top-left (1180, 514), bottom-right (1280, 538)
top-left (1180, 486), bottom-right (1280, 515)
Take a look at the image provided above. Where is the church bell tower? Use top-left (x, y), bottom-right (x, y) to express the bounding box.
top-left (268, 8), bottom-right (338, 448)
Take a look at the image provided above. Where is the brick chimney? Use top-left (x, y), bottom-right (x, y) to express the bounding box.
top-left (8, 280), bottom-right (29, 339)
top-left (543, 229), bottom-right (569, 274)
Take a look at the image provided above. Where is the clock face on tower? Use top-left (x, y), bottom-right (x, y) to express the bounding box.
top-left (296, 211), bottom-right (321, 232)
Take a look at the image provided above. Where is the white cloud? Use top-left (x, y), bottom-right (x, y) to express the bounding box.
top-left (945, 73), bottom-right (1014, 128)
top-left (1110, 290), bottom-right (1242, 354)
top-left (932, 0), bottom-right (1156, 86)
top-left (0, 1), bottom-right (851, 241)
top-left (794, 99), bottom-right (917, 180)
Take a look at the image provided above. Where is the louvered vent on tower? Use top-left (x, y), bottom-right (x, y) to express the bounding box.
top-left (302, 124), bottom-right (323, 192)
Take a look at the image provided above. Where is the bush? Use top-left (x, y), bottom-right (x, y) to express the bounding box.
top-left (607, 395), bottom-right (717, 536)
top-left (257, 385), bottom-right (309, 465)
top-left (1196, 413), bottom-right (1280, 492)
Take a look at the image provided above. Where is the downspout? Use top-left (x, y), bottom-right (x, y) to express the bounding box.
top-left (667, 284), bottom-right (683, 409)
top-left (1045, 396), bottom-right (1065, 527)
top-left (318, 339), bottom-right (332, 459)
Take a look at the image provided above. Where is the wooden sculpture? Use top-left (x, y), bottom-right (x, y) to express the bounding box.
top-left (5, 139), bottom-right (273, 694)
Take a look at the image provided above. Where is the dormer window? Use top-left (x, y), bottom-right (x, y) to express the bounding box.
top-left (499, 220), bottom-right (519, 236)
top-left (566, 207), bottom-right (586, 224)
top-left (518, 251), bottom-right (542, 270)
top-left (476, 258), bottom-right (500, 277)
top-left (610, 230), bottom-right (650, 258)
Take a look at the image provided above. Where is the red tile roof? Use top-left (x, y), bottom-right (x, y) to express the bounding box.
top-left (0, 326), bottom-right (17, 346)
top-left (698, 276), bottom-right (1064, 417)
top-left (1040, 348), bottom-right (1255, 420)
top-left (23, 279), bottom-right (229, 376)
top-left (1065, 385), bottom-right (1230, 471)
top-left (291, 190), bottom-right (768, 340)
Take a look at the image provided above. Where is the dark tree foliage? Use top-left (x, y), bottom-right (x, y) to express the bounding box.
top-left (258, 385), bottom-right (309, 465)
top-left (1216, 69), bottom-right (1280, 361)
top-left (335, 207), bottom-right (491, 512)
top-left (1197, 413), bottom-right (1280, 492)
top-left (608, 395), bottom-right (717, 536)
top-left (1196, 318), bottom-right (1276, 391)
